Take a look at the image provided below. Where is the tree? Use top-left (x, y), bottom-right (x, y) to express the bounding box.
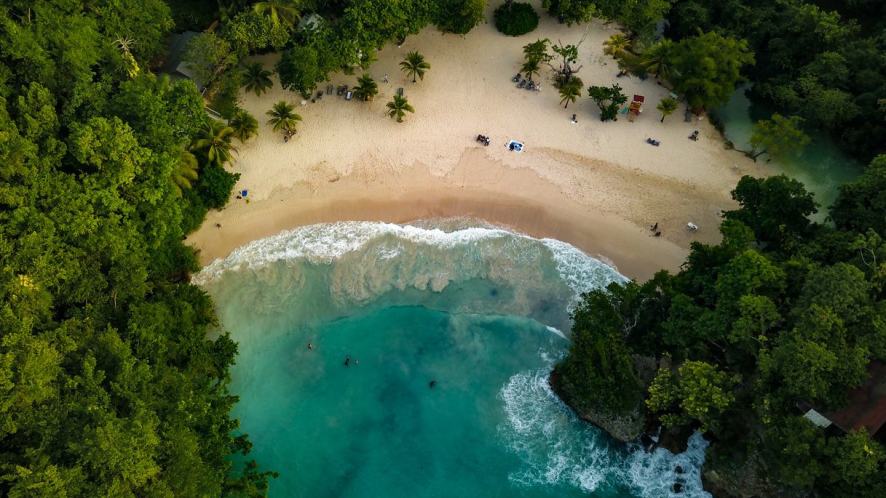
top-left (549, 41), bottom-right (583, 87)
top-left (494, 1), bottom-right (540, 36)
top-left (831, 155), bottom-right (886, 236)
top-left (647, 361), bottom-right (737, 432)
top-left (222, 10), bottom-right (290, 56)
top-left (386, 95), bottom-right (415, 122)
top-left (241, 62), bottom-right (273, 96)
top-left (656, 97), bottom-right (678, 122)
top-left (182, 33), bottom-right (237, 88)
top-left (554, 284), bottom-right (645, 415)
top-left (668, 31), bottom-right (755, 112)
top-left (618, 0), bottom-right (673, 41)
top-left (603, 33), bottom-right (631, 58)
top-left (252, 0), bottom-right (301, 29)
top-left (588, 84), bottom-right (628, 121)
top-left (0, 3), bottom-right (270, 495)
top-left (229, 110), bottom-right (259, 143)
top-left (748, 114), bottom-right (810, 162)
top-left (724, 175), bottom-right (817, 252)
top-left (266, 101), bottom-right (302, 134)
top-left (824, 429), bottom-right (886, 496)
top-left (640, 39), bottom-right (674, 82)
top-left (172, 150), bottom-right (199, 196)
top-left (190, 120), bottom-right (238, 168)
top-left (542, 0), bottom-right (597, 25)
top-left (276, 45), bottom-right (322, 98)
top-left (521, 39), bottom-right (551, 82)
top-left (558, 77), bottom-right (583, 108)
top-left (400, 51), bottom-right (431, 83)
top-left (353, 74), bottom-right (379, 102)
top-left (434, 0), bottom-right (487, 34)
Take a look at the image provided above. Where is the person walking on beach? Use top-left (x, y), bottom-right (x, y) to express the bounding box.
top-left (383, 73), bottom-right (389, 83)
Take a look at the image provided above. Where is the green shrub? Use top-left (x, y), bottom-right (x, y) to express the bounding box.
top-left (494, 2), bottom-right (539, 36)
top-left (197, 163), bottom-right (240, 209)
top-left (435, 0), bottom-right (487, 34)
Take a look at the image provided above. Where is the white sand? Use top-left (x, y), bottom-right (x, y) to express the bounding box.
top-left (188, 2), bottom-right (765, 280)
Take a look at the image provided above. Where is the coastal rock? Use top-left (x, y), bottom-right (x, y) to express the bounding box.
top-left (657, 424), bottom-right (693, 454)
top-left (549, 371), bottom-right (644, 442)
top-left (701, 449), bottom-right (793, 498)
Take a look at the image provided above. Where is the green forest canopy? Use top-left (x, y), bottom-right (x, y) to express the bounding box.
top-left (556, 159), bottom-right (886, 497)
top-left (2, 1), bottom-right (885, 497)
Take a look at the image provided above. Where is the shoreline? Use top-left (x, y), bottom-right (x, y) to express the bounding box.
top-left (188, 9), bottom-right (766, 282)
top-left (190, 147), bottom-right (714, 281)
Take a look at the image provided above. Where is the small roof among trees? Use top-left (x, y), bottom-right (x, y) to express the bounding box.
top-left (826, 361), bottom-right (886, 437)
top-left (159, 31), bottom-right (204, 87)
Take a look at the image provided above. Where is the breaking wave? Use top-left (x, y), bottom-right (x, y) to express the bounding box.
top-left (194, 221), bottom-right (626, 329)
top-left (500, 367), bottom-right (711, 498)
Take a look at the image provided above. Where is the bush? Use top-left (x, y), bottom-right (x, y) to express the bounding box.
top-left (435, 0), bottom-right (487, 34)
top-left (197, 163), bottom-right (240, 210)
top-left (276, 45), bottom-right (322, 99)
top-left (494, 2), bottom-right (539, 36)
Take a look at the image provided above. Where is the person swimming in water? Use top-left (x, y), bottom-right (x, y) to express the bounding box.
top-left (429, 380), bottom-right (437, 389)
top-left (307, 342), bottom-right (313, 351)
top-left (344, 355), bottom-right (350, 367)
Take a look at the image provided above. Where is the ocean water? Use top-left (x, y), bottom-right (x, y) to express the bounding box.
top-left (195, 220), bottom-right (711, 498)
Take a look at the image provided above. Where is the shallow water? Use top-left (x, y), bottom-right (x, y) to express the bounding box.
top-left (197, 220), bottom-right (710, 498)
top-left (714, 89), bottom-right (861, 216)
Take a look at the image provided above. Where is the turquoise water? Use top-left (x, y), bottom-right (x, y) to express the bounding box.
top-left (714, 89), bottom-right (861, 215)
top-left (196, 221), bottom-right (711, 498)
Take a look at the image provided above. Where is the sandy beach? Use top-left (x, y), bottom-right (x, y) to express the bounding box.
top-left (188, 2), bottom-right (765, 281)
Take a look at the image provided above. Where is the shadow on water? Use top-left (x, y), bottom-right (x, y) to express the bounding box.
top-left (713, 87), bottom-right (862, 218)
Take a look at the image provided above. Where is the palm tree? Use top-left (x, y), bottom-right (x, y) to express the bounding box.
top-left (266, 101), bottom-right (302, 134)
top-left (520, 58), bottom-right (541, 83)
top-left (657, 97), bottom-right (678, 123)
top-left (640, 40), bottom-right (674, 82)
top-left (229, 109), bottom-right (259, 142)
top-left (386, 95), bottom-right (415, 122)
top-left (603, 34), bottom-right (631, 58)
top-left (558, 78), bottom-right (583, 109)
top-left (353, 73), bottom-right (378, 101)
top-left (400, 51), bottom-right (430, 83)
top-left (242, 62), bottom-right (273, 96)
top-left (253, 0), bottom-right (300, 29)
top-left (171, 149), bottom-right (199, 196)
top-left (190, 120), bottom-right (238, 168)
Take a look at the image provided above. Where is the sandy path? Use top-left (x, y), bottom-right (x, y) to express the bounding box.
top-left (188, 2), bottom-right (765, 280)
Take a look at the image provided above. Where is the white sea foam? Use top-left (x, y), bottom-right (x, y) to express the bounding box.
top-left (499, 366), bottom-right (712, 498)
top-left (541, 238), bottom-right (629, 297)
top-left (194, 221), bottom-right (626, 306)
top-left (545, 326), bottom-right (568, 340)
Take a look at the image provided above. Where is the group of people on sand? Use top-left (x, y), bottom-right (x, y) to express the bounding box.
top-left (650, 222), bottom-right (661, 237)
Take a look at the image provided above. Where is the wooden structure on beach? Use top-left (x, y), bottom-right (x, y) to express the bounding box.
top-left (628, 95), bottom-right (645, 122)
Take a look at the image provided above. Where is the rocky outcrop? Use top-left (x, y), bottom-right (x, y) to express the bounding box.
top-left (549, 370), bottom-right (644, 442)
top-left (701, 449), bottom-right (799, 498)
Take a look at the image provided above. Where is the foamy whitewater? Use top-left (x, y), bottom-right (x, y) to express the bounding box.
top-left (195, 220), bottom-right (710, 498)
